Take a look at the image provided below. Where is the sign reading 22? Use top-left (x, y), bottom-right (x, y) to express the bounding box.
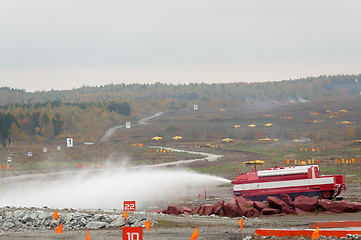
top-left (123, 201), bottom-right (136, 211)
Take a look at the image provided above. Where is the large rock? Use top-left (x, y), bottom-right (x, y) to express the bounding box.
top-left (252, 209), bottom-right (261, 217)
top-left (281, 194), bottom-right (293, 206)
top-left (321, 200), bottom-right (357, 213)
top-left (236, 205), bottom-right (247, 217)
top-left (198, 206), bottom-right (205, 215)
top-left (110, 218), bottom-right (126, 228)
top-left (293, 196), bottom-right (319, 212)
top-left (127, 216), bottom-right (137, 225)
top-left (190, 206), bottom-right (201, 215)
top-left (78, 217), bottom-right (88, 227)
top-left (38, 212), bottom-right (52, 220)
top-left (253, 201), bottom-right (268, 211)
top-left (235, 196), bottom-right (251, 208)
top-left (235, 201), bottom-right (252, 217)
top-left (354, 202), bottom-right (361, 211)
top-left (261, 208), bottom-right (281, 215)
top-left (21, 214), bottom-right (33, 223)
top-left (85, 221), bottom-right (106, 229)
top-left (267, 196), bottom-right (288, 210)
top-left (244, 208), bottom-right (256, 218)
top-left (29, 212), bottom-right (38, 221)
top-left (222, 202), bottom-right (238, 218)
top-left (165, 205), bottom-right (181, 215)
top-left (317, 199), bottom-right (331, 209)
top-left (246, 199), bottom-right (254, 207)
top-left (62, 213), bottom-right (73, 223)
top-left (9, 211), bottom-right (16, 219)
top-left (134, 218), bottom-right (148, 227)
top-left (0, 211), bottom-right (5, 219)
top-left (281, 206), bottom-right (296, 215)
top-left (212, 200), bottom-right (225, 215)
top-left (199, 205), bottom-right (213, 216)
top-left (180, 206), bottom-right (191, 214)
top-left (295, 207), bottom-right (312, 215)
top-left (2, 221), bottom-right (15, 229)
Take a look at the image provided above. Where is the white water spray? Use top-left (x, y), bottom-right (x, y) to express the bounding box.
top-left (1, 165), bottom-right (230, 210)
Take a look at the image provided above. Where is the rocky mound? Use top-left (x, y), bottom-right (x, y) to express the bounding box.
top-left (0, 207), bottom-right (153, 232)
top-left (156, 195), bottom-right (361, 218)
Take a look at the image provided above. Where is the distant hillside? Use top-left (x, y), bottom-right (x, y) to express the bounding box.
top-left (1, 74), bottom-right (360, 106)
top-left (1, 74), bottom-right (360, 144)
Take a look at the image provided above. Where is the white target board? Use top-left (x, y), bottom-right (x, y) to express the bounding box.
top-left (194, 104), bottom-right (198, 110)
top-left (126, 122), bottom-right (131, 129)
top-left (67, 138), bottom-right (73, 147)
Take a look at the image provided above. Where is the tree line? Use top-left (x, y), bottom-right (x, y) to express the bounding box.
top-left (1, 74), bottom-right (360, 105)
top-left (0, 100), bottom-right (131, 145)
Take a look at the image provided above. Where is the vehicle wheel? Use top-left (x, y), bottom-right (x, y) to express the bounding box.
top-left (322, 191), bottom-right (332, 199)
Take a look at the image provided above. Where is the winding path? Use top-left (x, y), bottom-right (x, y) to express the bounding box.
top-left (100, 112), bottom-right (163, 142)
top-left (147, 146), bottom-right (223, 167)
top-left (100, 111), bottom-right (223, 166)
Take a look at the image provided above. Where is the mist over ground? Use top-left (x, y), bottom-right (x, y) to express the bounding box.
top-left (1, 162), bottom-right (230, 210)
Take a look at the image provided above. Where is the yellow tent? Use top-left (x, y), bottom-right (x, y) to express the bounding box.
top-left (172, 136), bottom-right (183, 140)
top-left (152, 136), bottom-right (162, 140)
top-left (243, 160), bottom-right (265, 165)
top-left (258, 138), bottom-right (271, 142)
top-left (222, 138), bottom-right (233, 143)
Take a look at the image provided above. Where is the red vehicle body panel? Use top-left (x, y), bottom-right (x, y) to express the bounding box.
top-left (232, 165), bottom-right (345, 201)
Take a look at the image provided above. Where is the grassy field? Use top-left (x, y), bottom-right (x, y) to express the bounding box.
top-left (1, 99), bottom-right (361, 182)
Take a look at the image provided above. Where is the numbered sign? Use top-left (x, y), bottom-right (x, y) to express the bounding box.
top-left (67, 138), bottom-right (73, 147)
top-left (126, 122), bottom-right (131, 129)
top-left (123, 201), bottom-right (136, 212)
top-left (122, 227), bottom-right (142, 240)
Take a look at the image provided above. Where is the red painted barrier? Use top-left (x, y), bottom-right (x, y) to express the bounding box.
top-left (255, 228), bottom-right (361, 238)
top-left (309, 221), bottom-right (361, 229)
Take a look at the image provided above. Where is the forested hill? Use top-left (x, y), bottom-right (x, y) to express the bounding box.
top-left (0, 74), bottom-right (360, 144)
top-left (1, 74), bottom-right (361, 106)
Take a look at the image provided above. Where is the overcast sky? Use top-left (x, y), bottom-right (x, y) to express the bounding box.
top-left (1, 0), bottom-right (360, 92)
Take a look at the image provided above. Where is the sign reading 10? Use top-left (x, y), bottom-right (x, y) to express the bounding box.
top-left (122, 227), bottom-right (142, 240)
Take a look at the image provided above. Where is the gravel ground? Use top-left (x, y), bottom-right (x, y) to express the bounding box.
top-left (1, 211), bottom-right (361, 239)
top-left (1, 183), bottom-right (360, 240)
